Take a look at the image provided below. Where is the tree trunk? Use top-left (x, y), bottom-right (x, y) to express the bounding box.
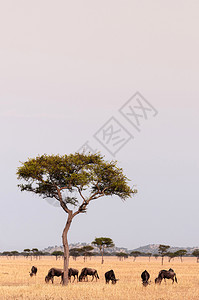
top-left (161, 256), bottom-right (163, 265)
top-left (101, 248), bottom-right (104, 264)
top-left (62, 213), bottom-right (73, 286)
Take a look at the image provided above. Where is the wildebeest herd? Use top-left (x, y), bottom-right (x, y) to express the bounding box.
top-left (29, 265), bottom-right (178, 286)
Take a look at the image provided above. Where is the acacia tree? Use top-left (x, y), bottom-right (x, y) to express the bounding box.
top-left (69, 248), bottom-right (81, 261)
top-left (153, 254), bottom-right (159, 260)
top-left (192, 250), bottom-right (199, 263)
top-left (24, 249), bottom-right (31, 259)
top-left (17, 153), bottom-right (136, 286)
top-left (167, 252), bottom-right (176, 262)
top-left (158, 244), bottom-right (170, 265)
top-left (116, 252), bottom-right (128, 261)
top-left (79, 245), bottom-right (94, 262)
top-left (92, 237), bottom-right (114, 264)
top-left (130, 251), bottom-right (141, 261)
top-left (174, 250), bottom-right (187, 262)
top-left (52, 251), bottom-right (64, 260)
top-left (146, 252), bottom-right (152, 262)
top-left (32, 248), bottom-right (39, 260)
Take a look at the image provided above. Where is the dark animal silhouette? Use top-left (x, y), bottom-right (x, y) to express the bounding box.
top-left (141, 270), bottom-right (150, 286)
top-left (29, 266), bottom-right (37, 277)
top-left (79, 268), bottom-right (99, 282)
top-left (68, 268), bottom-right (79, 282)
top-left (45, 268), bottom-right (63, 284)
top-left (105, 270), bottom-right (119, 284)
top-left (155, 269), bottom-right (178, 284)
top-left (155, 277), bottom-right (162, 284)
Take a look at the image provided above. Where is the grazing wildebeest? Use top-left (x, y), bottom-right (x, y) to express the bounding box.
top-left (155, 269), bottom-right (178, 284)
top-left (29, 266), bottom-right (37, 277)
top-left (141, 270), bottom-right (150, 286)
top-left (68, 268), bottom-right (79, 282)
top-left (105, 270), bottom-right (119, 284)
top-left (45, 268), bottom-right (63, 284)
top-left (79, 268), bottom-right (99, 282)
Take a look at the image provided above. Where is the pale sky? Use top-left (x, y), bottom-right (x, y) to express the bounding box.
top-left (0, 0), bottom-right (199, 251)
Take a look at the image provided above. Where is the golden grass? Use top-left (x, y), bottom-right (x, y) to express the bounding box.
top-left (0, 256), bottom-right (198, 300)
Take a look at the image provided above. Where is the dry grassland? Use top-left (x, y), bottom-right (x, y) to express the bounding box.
top-left (0, 256), bottom-right (198, 300)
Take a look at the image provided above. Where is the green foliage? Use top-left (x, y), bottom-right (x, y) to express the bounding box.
top-left (116, 252), bottom-right (128, 258)
top-left (23, 249), bottom-right (31, 256)
top-left (10, 251), bottom-right (19, 256)
top-left (78, 246), bottom-right (94, 259)
top-left (174, 250), bottom-right (187, 257)
top-left (130, 251), bottom-right (141, 257)
top-left (192, 249), bottom-right (199, 262)
top-left (51, 251), bottom-right (64, 257)
top-left (167, 252), bottom-right (176, 258)
top-left (158, 244), bottom-right (170, 256)
top-left (17, 153), bottom-right (136, 213)
top-left (32, 248), bottom-right (39, 254)
top-left (92, 237), bottom-right (114, 250)
top-left (146, 252), bottom-right (152, 257)
top-left (69, 248), bottom-right (81, 257)
top-left (2, 251), bottom-right (12, 256)
top-left (192, 249), bottom-right (199, 257)
top-left (79, 245), bottom-right (94, 254)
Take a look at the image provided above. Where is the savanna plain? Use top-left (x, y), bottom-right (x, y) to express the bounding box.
top-left (0, 256), bottom-right (198, 300)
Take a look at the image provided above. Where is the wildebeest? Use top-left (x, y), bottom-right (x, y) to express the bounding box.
top-left (141, 270), bottom-right (150, 286)
top-left (79, 268), bottom-right (99, 282)
top-left (68, 268), bottom-right (79, 282)
top-left (105, 270), bottom-right (119, 284)
top-left (45, 268), bottom-right (63, 284)
top-left (29, 266), bottom-right (37, 277)
top-left (155, 269), bottom-right (178, 284)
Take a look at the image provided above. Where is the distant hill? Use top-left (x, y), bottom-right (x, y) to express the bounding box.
top-left (131, 244), bottom-right (199, 254)
top-left (43, 243), bottom-right (199, 255)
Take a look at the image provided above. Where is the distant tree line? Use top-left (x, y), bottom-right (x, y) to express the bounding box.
top-left (0, 248), bottom-right (51, 259)
top-left (1, 243), bottom-right (199, 263)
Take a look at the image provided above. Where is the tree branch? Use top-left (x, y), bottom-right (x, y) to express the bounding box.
top-left (72, 191), bottom-right (105, 218)
top-left (77, 187), bottom-right (86, 201)
top-left (56, 186), bottom-right (72, 214)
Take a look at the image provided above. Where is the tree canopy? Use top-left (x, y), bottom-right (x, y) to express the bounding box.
top-left (192, 249), bottom-right (199, 263)
top-left (92, 237), bottom-right (114, 250)
top-left (17, 153), bottom-right (135, 214)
